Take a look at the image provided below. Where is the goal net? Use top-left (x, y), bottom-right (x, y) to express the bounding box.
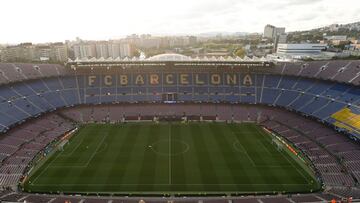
top-left (272, 138), bottom-right (283, 151)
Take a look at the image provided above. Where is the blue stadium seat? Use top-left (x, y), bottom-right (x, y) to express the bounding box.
top-left (275, 90), bottom-right (299, 107)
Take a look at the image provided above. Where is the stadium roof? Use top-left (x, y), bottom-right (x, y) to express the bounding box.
top-left (69, 54), bottom-right (269, 63)
top-left (147, 53), bottom-right (191, 61)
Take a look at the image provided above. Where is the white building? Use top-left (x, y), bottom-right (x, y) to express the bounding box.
top-left (108, 43), bottom-right (120, 58)
top-left (119, 43), bottom-right (131, 57)
top-left (74, 43), bottom-right (96, 59)
top-left (264, 25), bottom-right (275, 39)
top-left (95, 42), bottom-right (109, 58)
top-left (73, 41), bottom-right (132, 59)
top-left (276, 43), bottom-right (328, 59)
top-left (277, 44), bottom-right (327, 55)
top-left (108, 42), bottom-right (132, 58)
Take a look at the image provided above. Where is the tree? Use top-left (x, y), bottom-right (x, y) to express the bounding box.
top-left (132, 49), bottom-right (141, 57)
top-left (234, 48), bottom-right (246, 58)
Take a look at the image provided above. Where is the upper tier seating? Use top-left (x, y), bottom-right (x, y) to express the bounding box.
top-left (270, 60), bottom-right (360, 85)
top-left (0, 60), bottom-right (360, 85)
top-left (0, 63), bottom-right (66, 85)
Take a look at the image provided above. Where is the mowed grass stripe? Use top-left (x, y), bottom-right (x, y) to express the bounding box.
top-left (100, 125), bottom-right (131, 186)
top-left (208, 123), bottom-right (252, 191)
top-left (105, 124), bottom-right (141, 190)
top-left (86, 124), bottom-right (122, 191)
top-left (152, 125), bottom-right (172, 189)
top-left (171, 124), bottom-right (187, 190)
top-left (119, 124), bottom-right (152, 190)
top-left (189, 124), bottom-right (220, 191)
top-left (204, 124), bottom-right (237, 188)
top-left (137, 124), bottom-right (161, 191)
top-left (181, 124), bottom-right (205, 191)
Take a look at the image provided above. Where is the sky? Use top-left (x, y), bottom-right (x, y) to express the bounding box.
top-left (1, 0), bottom-right (359, 44)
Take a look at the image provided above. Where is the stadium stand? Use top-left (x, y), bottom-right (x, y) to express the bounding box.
top-left (0, 63), bottom-right (66, 85)
top-left (270, 60), bottom-right (360, 85)
top-left (0, 59), bottom-right (360, 202)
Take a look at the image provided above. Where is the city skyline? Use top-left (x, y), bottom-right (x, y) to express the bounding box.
top-left (1, 0), bottom-right (360, 44)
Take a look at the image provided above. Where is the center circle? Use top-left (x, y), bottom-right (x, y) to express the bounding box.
top-left (149, 139), bottom-right (189, 156)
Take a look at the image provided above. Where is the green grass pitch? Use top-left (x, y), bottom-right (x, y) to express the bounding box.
top-left (24, 122), bottom-right (320, 195)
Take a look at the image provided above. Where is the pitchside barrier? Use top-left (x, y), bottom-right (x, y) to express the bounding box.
top-left (80, 115), bottom-right (260, 124)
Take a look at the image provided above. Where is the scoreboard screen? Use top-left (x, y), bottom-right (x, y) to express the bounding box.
top-left (162, 93), bottom-right (178, 102)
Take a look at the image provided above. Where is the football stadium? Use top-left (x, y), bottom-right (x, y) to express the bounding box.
top-left (0, 55), bottom-right (359, 202)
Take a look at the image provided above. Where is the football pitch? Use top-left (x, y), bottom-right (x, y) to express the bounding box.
top-left (24, 122), bottom-right (320, 195)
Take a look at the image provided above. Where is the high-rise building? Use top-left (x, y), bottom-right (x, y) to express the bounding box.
top-left (2, 43), bottom-right (36, 62)
top-left (264, 24), bottom-right (276, 39)
top-left (73, 41), bottom-right (133, 59)
top-left (36, 45), bottom-right (52, 60)
top-left (51, 43), bottom-right (68, 62)
top-left (95, 42), bottom-right (109, 58)
top-left (107, 42), bottom-right (132, 58)
top-left (73, 43), bottom-right (96, 59)
top-left (108, 43), bottom-right (120, 58)
top-left (275, 27), bottom-right (285, 37)
top-left (274, 34), bottom-right (288, 50)
top-left (1, 42), bottom-right (68, 62)
top-left (0, 49), bottom-right (3, 62)
top-left (119, 43), bottom-right (131, 57)
top-left (264, 24), bottom-right (285, 40)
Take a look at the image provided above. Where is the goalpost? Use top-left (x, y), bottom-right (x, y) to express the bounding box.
top-left (57, 139), bottom-right (69, 151)
top-left (272, 138), bottom-right (283, 151)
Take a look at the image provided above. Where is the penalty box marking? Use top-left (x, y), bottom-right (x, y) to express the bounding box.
top-left (32, 132), bottom-right (110, 184)
top-left (256, 127), bottom-right (313, 185)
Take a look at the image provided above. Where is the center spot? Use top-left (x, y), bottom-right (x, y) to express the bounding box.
top-left (149, 139), bottom-right (189, 156)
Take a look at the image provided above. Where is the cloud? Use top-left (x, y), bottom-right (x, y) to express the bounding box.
top-left (0, 0), bottom-right (359, 43)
